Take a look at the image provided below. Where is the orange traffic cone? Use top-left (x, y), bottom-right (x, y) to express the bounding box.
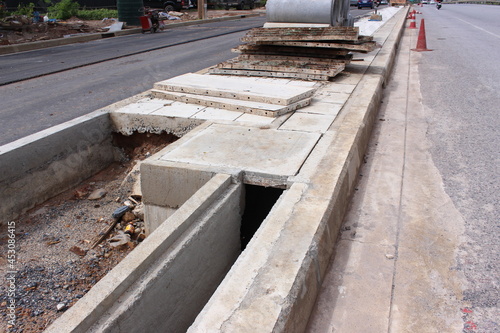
top-left (408, 18), bottom-right (417, 29)
top-left (412, 19), bottom-right (432, 51)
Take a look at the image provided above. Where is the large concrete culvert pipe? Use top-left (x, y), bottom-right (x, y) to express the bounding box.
top-left (266, 0), bottom-right (353, 27)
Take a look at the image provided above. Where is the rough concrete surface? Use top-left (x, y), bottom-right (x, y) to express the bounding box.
top-left (0, 112), bottom-right (115, 223)
top-left (159, 124), bottom-right (321, 177)
top-left (45, 174), bottom-right (236, 332)
top-left (306, 20), bottom-right (468, 333)
top-left (4, 6), bottom-right (412, 332)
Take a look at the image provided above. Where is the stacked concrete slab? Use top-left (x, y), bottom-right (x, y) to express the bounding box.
top-left (211, 26), bottom-right (377, 81)
top-left (151, 73), bottom-right (316, 117)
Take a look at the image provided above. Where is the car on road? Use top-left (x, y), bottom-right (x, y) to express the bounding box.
top-left (143, 0), bottom-right (191, 12)
top-left (357, 0), bottom-right (374, 8)
top-left (215, 0), bottom-right (259, 9)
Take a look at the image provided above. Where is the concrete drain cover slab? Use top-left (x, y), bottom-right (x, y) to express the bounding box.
top-left (154, 73), bottom-right (316, 106)
top-left (160, 124), bottom-right (321, 176)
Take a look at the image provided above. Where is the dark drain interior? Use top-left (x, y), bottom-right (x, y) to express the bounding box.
top-left (240, 184), bottom-right (284, 250)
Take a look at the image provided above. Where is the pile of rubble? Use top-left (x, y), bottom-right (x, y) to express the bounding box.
top-left (88, 195), bottom-right (146, 251)
top-left (0, 15), bottom-right (32, 29)
top-left (210, 26), bottom-right (377, 81)
top-left (0, 15), bottom-right (117, 45)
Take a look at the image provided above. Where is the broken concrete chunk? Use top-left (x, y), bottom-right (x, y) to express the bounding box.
top-left (56, 303), bottom-right (67, 311)
top-left (132, 203), bottom-right (144, 220)
top-left (121, 211), bottom-right (136, 223)
top-left (108, 231), bottom-right (131, 247)
top-left (87, 188), bottom-right (107, 200)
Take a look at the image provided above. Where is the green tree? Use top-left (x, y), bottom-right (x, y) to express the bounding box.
top-left (47, 0), bottom-right (80, 20)
top-left (13, 2), bottom-right (36, 16)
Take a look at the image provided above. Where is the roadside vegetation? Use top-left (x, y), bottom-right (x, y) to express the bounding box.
top-left (4, 1), bottom-right (118, 20)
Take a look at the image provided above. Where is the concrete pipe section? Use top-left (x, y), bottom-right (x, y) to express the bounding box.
top-left (266, 0), bottom-right (351, 26)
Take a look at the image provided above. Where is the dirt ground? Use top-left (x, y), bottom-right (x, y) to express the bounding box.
top-left (0, 8), bottom-right (265, 45)
top-left (0, 132), bottom-right (177, 332)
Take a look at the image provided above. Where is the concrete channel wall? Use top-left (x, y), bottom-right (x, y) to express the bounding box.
top-left (189, 9), bottom-right (408, 332)
top-left (0, 111), bottom-right (115, 223)
top-left (45, 173), bottom-right (243, 332)
top-left (2, 6), bottom-right (408, 332)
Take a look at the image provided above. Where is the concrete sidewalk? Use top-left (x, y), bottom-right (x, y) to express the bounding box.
top-left (306, 18), bottom-right (467, 332)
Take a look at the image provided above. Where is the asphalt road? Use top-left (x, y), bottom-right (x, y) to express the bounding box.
top-left (417, 4), bottom-right (499, 330)
top-left (0, 16), bottom-right (267, 86)
top-left (0, 15), bottom-right (266, 146)
top-left (0, 9), bottom-right (379, 146)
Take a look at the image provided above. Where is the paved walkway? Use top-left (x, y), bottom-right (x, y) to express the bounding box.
top-left (306, 18), bottom-right (467, 333)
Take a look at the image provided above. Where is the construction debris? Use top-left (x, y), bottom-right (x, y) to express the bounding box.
top-left (108, 231), bottom-right (131, 248)
top-left (210, 26), bottom-right (377, 81)
top-left (87, 188), bottom-right (107, 200)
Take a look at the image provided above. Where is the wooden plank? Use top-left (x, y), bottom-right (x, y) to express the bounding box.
top-left (151, 89), bottom-right (312, 117)
top-left (153, 73), bottom-right (315, 106)
top-left (233, 44), bottom-right (351, 58)
top-left (243, 27), bottom-right (360, 42)
top-left (217, 59), bottom-right (344, 76)
top-left (209, 68), bottom-right (335, 81)
top-left (237, 54), bottom-right (352, 66)
top-left (256, 41), bottom-right (378, 53)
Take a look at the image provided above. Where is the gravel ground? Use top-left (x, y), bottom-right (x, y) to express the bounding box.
top-left (0, 132), bottom-right (177, 332)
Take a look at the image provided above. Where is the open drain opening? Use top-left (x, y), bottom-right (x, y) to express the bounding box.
top-left (240, 184), bottom-right (284, 250)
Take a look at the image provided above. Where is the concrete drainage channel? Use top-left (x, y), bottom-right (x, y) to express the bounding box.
top-left (0, 6), bottom-right (408, 332)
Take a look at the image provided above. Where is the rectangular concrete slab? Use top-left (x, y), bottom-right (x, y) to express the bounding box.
top-left (150, 102), bottom-right (205, 118)
top-left (313, 89), bottom-right (351, 104)
top-left (160, 124), bottom-right (321, 177)
top-left (297, 101), bottom-right (343, 116)
top-left (191, 107), bottom-right (243, 121)
top-left (235, 113), bottom-right (281, 125)
top-left (153, 73), bottom-right (316, 106)
top-left (151, 89), bottom-right (311, 118)
top-left (115, 98), bottom-right (169, 114)
top-left (279, 112), bottom-right (337, 133)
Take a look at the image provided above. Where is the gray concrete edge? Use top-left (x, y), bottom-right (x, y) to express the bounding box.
top-left (0, 110), bottom-right (115, 224)
top-left (44, 173), bottom-right (234, 333)
top-left (188, 7), bottom-right (409, 332)
top-left (0, 13), bottom-right (260, 55)
top-left (280, 9), bottom-right (409, 331)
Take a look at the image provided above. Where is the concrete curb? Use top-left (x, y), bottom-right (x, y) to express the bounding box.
top-left (188, 7), bottom-right (410, 332)
top-left (0, 111), bottom-right (115, 223)
top-left (0, 13), bottom-right (261, 56)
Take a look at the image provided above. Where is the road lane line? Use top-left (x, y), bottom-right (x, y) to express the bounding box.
top-left (455, 18), bottom-right (500, 39)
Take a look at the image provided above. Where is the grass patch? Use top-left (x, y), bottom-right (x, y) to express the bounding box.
top-left (76, 8), bottom-right (118, 20)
